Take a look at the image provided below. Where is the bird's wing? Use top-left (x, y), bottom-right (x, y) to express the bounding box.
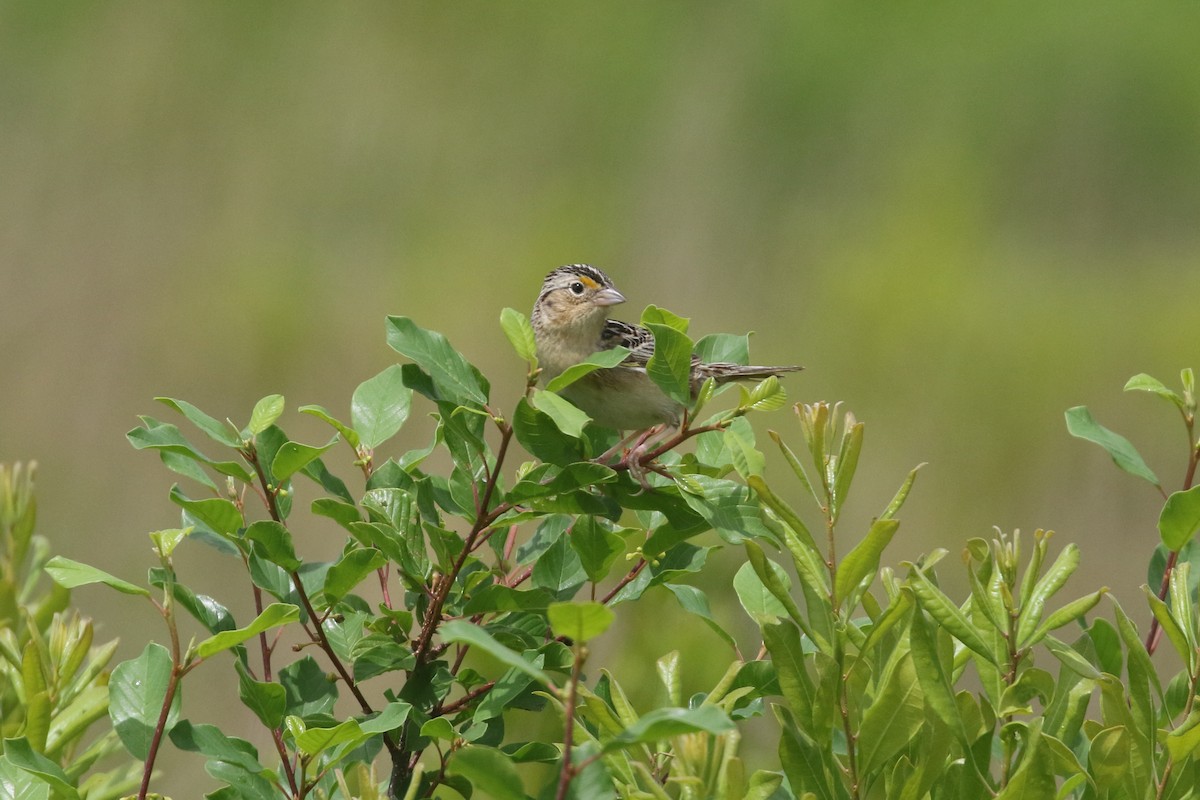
top-left (600, 319), bottom-right (708, 373)
top-left (600, 319), bottom-right (654, 368)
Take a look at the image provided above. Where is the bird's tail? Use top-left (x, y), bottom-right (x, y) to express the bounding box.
top-left (703, 363), bottom-right (804, 384)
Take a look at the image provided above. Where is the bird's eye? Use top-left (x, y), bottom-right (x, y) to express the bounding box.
top-left (569, 281), bottom-right (585, 295)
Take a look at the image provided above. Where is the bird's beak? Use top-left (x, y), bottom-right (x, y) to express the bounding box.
top-left (593, 287), bottom-right (626, 307)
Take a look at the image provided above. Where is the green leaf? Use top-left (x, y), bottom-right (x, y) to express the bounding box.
top-left (44, 556), bottom-right (149, 597)
top-left (747, 475), bottom-right (821, 559)
top-left (745, 771), bottom-right (785, 800)
top-left (1087, 725), bottom-right (1130, 787)
top-left (0, 753), bottom-right (52, 800)
top-left (548, 601), bottom-right (615, 641)
top-left (724, 417), bottom-right (765, 478)
top-left (323, 548), bottom-right (387, 603)
top-left (421, 718), bottom-right (457, 741)
top-left (312, 497), bottom-right (363, 531)
top-left (544, 347), bottom-right (632, 393)
top-left (743, 544), bottom-right (828, 651)
top-left (694, 333), bottom-right (751, 365)
top-left (247, 394), bottom-right (285, 435)
top-left (909, 611), bottom-right (973, 752)
top-left (604, 706), bottom-right (733, 752)
top-left (1147, 585), bottom-right (1194, 671)
top-left (148, 572), bottom-right (235, 635)
top-left (740, 376), bottom-right (787, 413)
top-left (463, 585), bottom-right (555, 614)
top-left (860, 589), bottom-right (914, 652)
top-left (678, 474), bottom-right (773, 543)
top-left (159, 449), bottom-right (219, 492)
top-left (279, 656), bottom-right (339, 719)
top-left (109, 643), bottom-right (179, 760)
top-left (156, 396), bottom-right (241, 446)
top-left (168, 721), bottom-right (264, 773)
top-left (734, 559), bottom-right (789, 623)
top-left (531, 388), bottom-right (591, 438)
top-left (245, 520), bottom-right (301, 571)
top-left (299, 403), bottom-right (360, 448)
top-left (1064, 406), bottom-right (1160, 487)
top-left (360, 701), bottom-right (413, 736)
top-left (271, 436), bottom-right (338, 482)
top-left (691, 377), bottom-right (718, 419)
top-left (500, 307), bottom-right (538, 365)
top-left (446, 746), bottom-right (526, 800)
top-left (21, 646), bottom-right (48, 751)
top-left (834, 518), bottom-right (899, 606)
top-left (386, 316), bottom-right (489, 406)
top-left (150, 526), bottom-right (191, 558)
top-left (1160, 485), bottom-right (1200, 551)
top-left (1169, 561), bottom-right (1197, 663)
top-left (512, 397), bottom-right (588, 465)
top-left (1125, 373), bottom-right (1185, 409)
top-left (570, 516), bottom-right (626, 582)
top-left (0, 739), bottom-right (77, 800)
top-left (532, 534), bottom-right (587, 594)
top-left (170, 485), bottom-right (243, 538)
top-left (907, 566), bottom-right (997, 664)
top-left (775, 707), bottom-right (836, 800)
top-left (127, 417), bottom-right (254, 482)
top-left (831, 420), bottom-right (864, 520)
top-left (994, 723), bottom-right (1056, 800)
top-left (762, 621), bottom-right (816, 729)
top-left (1166, 709), bottom-right (1200, 761)
top-left (1112, 603), bottom-right (1159, 735)
top-left (644, 314), bottom-right (694, 406)
top-left (881, 464), bottom-right (924, 521)
top-left (352, 364), bottom-right (413, 450)
top-left (294, 717), bottom-right (368, 757)
top-left (856, 653), bottom-right (925, 776)
top-left (440, 621), bottom-right (552, 687)
top-left (206, 758), bottom-right (277, 800)
top-left (236, 662), bottom-right (286, 729)
top-left (641, 305), bottom-right (690, 333)
top-left (196, 603), bottom-right (300, 659)
top-left (1015, 543), bottom-right (1080, 646)
top-left (1042, 635), bottom-right (1102, 679)
top-left (1023, 590), bottom-right (1107, 648)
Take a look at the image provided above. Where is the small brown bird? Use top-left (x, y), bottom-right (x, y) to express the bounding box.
top-left (530, 264), bottom-right (802, 431)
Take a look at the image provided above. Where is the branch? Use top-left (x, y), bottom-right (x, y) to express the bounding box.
top-left (412, 424), bottom-right (514, 665)
top-left (601, 560), bottom-right (647, 605)
top-left (554, 645), bottom-right (588, 800)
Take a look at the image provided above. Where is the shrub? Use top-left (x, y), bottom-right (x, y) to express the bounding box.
top-left (6, 306), bottom-right (1198, 800)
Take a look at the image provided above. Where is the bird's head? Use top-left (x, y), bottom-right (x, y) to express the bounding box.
top-left (533, 264), bottom-right (626, 331)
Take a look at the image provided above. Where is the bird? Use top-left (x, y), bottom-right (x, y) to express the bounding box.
top-left (530, 264), bottom-right (802, 432)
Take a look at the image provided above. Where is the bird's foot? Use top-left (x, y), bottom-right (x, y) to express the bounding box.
top-left (622, 425), bottom-right (672, 492)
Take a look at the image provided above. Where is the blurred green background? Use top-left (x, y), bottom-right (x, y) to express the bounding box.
top-left (3, 2), bottom-right (1199, 793)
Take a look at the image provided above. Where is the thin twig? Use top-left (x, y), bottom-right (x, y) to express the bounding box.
top-left (1144, 414), bottom-right (1198, 655)
top-left (554, 646), bottom-right (587, 800)
top-left (601, 560), bottom-right (647, 605)
top-left (137, 581), bottom-right (185, 800)
top-left (432, 681), bottom-right (498, 718)
top-left (412, 425), bottom-right (514, 664)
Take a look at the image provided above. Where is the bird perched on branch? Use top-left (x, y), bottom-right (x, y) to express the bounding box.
top-left (530, 263), bottom-right (802, 431)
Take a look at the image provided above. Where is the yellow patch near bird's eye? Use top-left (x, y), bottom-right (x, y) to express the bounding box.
top-left (578, 276), bottom-right (600, 290)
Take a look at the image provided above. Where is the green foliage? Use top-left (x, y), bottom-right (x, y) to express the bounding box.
top-left (0, 464), bottom-right (141, 799)
top-left (44, 313), bottom-right (800, 800)
top-left (734, 387), bottom-right (1200, 800)
top-left (31, 306), bottom-right (1200, 800)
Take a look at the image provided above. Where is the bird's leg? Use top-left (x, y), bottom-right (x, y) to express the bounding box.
top-left (625, 424), bottom-right (670, 492)
top-left (595, 429), bottom-right (642, 465)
